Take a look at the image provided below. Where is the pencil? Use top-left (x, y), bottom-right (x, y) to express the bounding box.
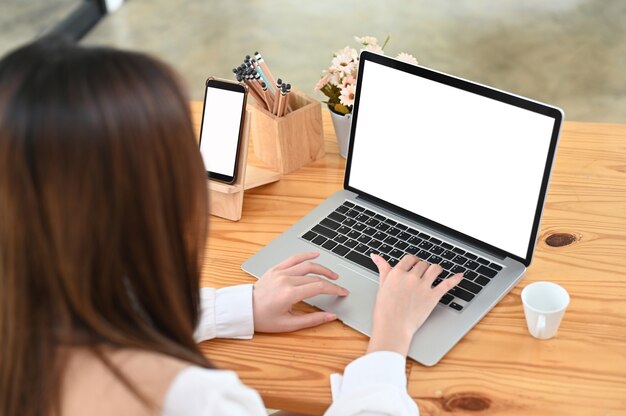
top-left (255, 51), bottom-right (277, 90)
top-left (272, 78), bottom-right (283, 115)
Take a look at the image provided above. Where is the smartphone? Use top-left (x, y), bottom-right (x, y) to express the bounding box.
top-left (198, 77), bottom-right (248, 184)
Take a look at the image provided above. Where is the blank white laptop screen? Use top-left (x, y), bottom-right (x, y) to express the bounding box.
top-left (348, 60), bottom-right (556, 259)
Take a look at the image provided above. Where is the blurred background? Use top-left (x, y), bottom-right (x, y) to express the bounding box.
top-left (1, 0), bottom-right (625, 122)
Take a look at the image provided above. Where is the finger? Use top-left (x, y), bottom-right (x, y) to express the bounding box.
top-left (291, 279), bottom-right (349, 302)
top-left (396, 254), bottom-right (420, 272)
top-left (272, 252), bottom-right (320, 270)
top-left (408, 260), bottom-right (429, 278)
top-left (436, 273), bottom-right (463, 295)
top-left (371, 253), bottom-right (392, 285)
top-left (421, 263), bottom-right (444, 285)
top-left (283, 311), bottom-right (337, 332)
top-left (284, 261), bottom-right (339, 280)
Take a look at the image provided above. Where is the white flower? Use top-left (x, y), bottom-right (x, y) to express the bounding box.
top-left (336, 46), bottom-right (358, 61)
top-left (396, 52), bottom-right (418, 65)
top-left (342, 74), bottom-right (356, 88)
top-left (339, 84), bottom-right (357, 107)
top-left (328, 71), bottom-right (342, 87)
top-left (314, 73), bottom-right (331, 91)
top-left (354, 36), bottom-right (378, 46)
top-left (331, 53), bottom-right (357, 75)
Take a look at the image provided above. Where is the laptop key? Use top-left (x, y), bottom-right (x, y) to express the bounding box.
top-left (441, 242), bottom-right (453, 250)
top-left (398, 231), bottom-right (412, 241)
top-left (355, 214), bottom-right (369, 223)
top-left (441, 250), bottom-right (455, 260)
top-left (384, 236), bottom-right (399, 245)
top-left (407, 227), bottom-right (420, 235)
top-left (364, 209), bottom-right (375, 216)
top-left (418, 241), bottom-right (433, 250)
top-left (395, 241), bottom-right (409, 251)
top-left (389, 248), bottom-right (404, 259)
top-left (373, 231), bottom-right (387, 241)
top-left (449, 287), bottom-right (474, 302)
top-left (475, 275), bottom-right (490, 286)
top-left (429, 255), bottom-right (443, 264)
top-left (336, 205), bottom-right (349, 214)
top-left (344, 201), bottom-right (355, 208)
top-left (431, 246), bottom-right (444, 255)
top-left (378, 244), bottom-right (393, 254)
top-left (449, 302), bottom-right (463, 311)
top-left (395, 223), bottom-right (408, 231)
top-left (312, 235), bottom-right (327, 246)
top-left (365, 218), bottom-right (380, 227)
top-left (387, 227), bottom-right (401, 236)
top-left (332, 244), bottom-right (350, 257)
top-left (438, 270), bottom-right (451, 279)
top-left (355, 243), bottom-right (368, 254)
top-left (302, 231), bottom-right (317, 241)
top-left (376, 222), bottom-right (390, 231)
top-left (312, 224), bottom-right (337, 239)
top-left (345, 239), bottom-right (358, 248)
top-left (374, 213), bottom-right (386, 221)
top-left (367, 239), bottom-right (382, 249)
top-left (334, 235), bottom-right (348, 244)
top-left (345, 209), bottom-right (359, 218)
top-left (453, 255), bottom-right (468, 265)
top-left (418, 232), bottom-right (431, 238)
top-left (363, 227), bottom-right (377, 236)
top-left (320, 218), bottom-right (341, 230)
top-left (478, 265), bottom-right (497, 278)
top-left (345, 251), bottom-right (378, 273)
top-left (328, 211), bottom-right (346, 223)
top-left (389, 258), bottom-right (399, 267)
top-left (465, 252), bottom-right (477, 260)
top-left (337, 225), bottom-right (351, 235)
top-left (322, 240), bottom-right (337, 250)
top-left (347, 230), bottom-right (360, 239)
top-left (357, 235), bottom-right (371, 244)
top-left (476, 257), bottom-right (489, 265)
top-left (452, 265), bottom-right (466, 274)
top-left (439, 293), bottom-right (454, 305)
top-left (429, 237), bottom-right (442, 245)
top-left (343, 218), bottom-right (357, 227)
top-left (490, 263), bottom-right (503, 271)
top-left (440, 260), bottom-right (454, 270)
top-left (417, 249), bottom-right (431, 260)
top-left (465, 270), bottom-right (478, 280)
top-left (408, 236), bottom-right (422, 245)
top-left (384, 219), bottom-right (397, 226)
top-left (352, 205), bottom-right (365, 212)
top-left (365, 248), bottom-right (378, 257)
top-left (406, 245), bottom-right (419, 255)
top-left (353, 223), bottom-right (366, 232)
top-left (432, 277), bottom-right (443, 287)
top-left (452, 247), bottom-right (465, 255)
top-left (458, 279), bottom-right (482, 294)
top-left (465, 260), bottom-right (480, 270)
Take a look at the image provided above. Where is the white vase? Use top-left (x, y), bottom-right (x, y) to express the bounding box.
top-left (329, 108), bottom-right (352, 159)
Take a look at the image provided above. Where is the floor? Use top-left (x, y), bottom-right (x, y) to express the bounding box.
top-left (2, 0), bottom-right (625, 123)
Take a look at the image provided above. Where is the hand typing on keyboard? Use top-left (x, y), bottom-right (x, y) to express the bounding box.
top-left (367, 254), bottom-right (463, 357)
top-left (253, 252), bottom-right (349, 333)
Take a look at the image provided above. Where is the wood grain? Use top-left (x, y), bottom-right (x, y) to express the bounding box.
top-left (192, 102), bottom-right (626, 415)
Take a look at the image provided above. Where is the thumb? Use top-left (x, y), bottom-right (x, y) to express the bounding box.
top-left (371, 253), bottom-right (392, 285)
top-left (284, 311), bottom-right (337, 332)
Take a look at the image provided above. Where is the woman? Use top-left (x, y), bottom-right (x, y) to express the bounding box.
top-left (0, 37), bottom-right (462, 415)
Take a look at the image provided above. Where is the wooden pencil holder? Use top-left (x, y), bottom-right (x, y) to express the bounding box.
top-left (207, 110), bottom-right (280, 221)
top-left (249, 92), bottom-right (325, 174)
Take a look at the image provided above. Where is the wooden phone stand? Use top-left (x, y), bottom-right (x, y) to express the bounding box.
top-left (208, 110), bottom-right (280, 221)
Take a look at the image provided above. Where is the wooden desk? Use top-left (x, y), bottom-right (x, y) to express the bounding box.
top-left (191, 102), bottom-right (626, 415)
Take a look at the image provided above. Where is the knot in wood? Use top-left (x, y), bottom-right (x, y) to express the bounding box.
top-left (444, 393), bottom-right (491, 411)
top-left (545, 232), bottom-right (577, 247)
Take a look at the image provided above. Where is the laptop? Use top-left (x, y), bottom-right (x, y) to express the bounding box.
top-left (242, 51), bottom-right (563, 366)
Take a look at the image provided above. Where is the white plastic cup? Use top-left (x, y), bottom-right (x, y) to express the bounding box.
top-left (521, 282), bottom-right (570, 340)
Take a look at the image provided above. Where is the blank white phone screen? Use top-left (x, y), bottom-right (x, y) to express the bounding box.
top-left (348, 60), bottom-right (557, 259)
top-left (199, 86), bottom-right (245, 177)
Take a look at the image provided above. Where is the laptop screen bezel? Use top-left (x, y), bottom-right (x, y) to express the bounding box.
top-left (343, 51), bottom-right (563, 267)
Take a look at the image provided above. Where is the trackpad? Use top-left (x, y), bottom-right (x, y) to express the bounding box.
top-left (305, 263), bottom-right (379, 333)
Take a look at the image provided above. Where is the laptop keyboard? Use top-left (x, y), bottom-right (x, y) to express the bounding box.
top-left (301, 201), bottom-right (504, 312)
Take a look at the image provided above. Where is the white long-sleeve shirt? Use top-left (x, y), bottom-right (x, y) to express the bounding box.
top-left (162, 285), bottom-right (419, 415)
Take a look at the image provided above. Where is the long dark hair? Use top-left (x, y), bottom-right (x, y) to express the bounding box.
top-left (0, 37), bottom-right (210, 415)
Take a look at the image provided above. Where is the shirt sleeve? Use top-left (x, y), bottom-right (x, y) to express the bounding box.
top-left (193, 285), bottom-right (255, 343)
top-left (325, 351), bottom-right (419, 416)
top-left (162, 366), bottom-right (266, 416)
